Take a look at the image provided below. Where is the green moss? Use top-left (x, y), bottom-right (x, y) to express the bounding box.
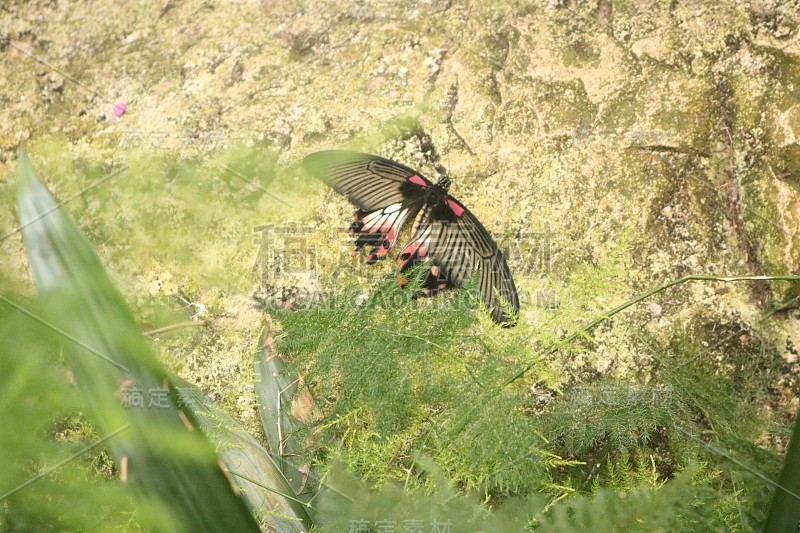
top-left (558, 37), bottom-right (602, 69)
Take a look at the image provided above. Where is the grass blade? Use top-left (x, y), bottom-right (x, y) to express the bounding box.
top-left (255, 325), bottom-right (319, 502)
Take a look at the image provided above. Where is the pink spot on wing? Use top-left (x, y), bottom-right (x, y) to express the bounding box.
top-left (363, 211), bottom-right (381, 223)
top-left (401, 242), bottom-right (419, 256)
top-left (399, 241), bottom-right (420, 266)
top-left (446, 199), bottom-right (465, 217)
top-left (409, 175), bottom-right (427, 188)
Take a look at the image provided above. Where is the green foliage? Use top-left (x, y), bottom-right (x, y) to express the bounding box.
top-left (646, 326), bottom-right (781, 528)
top-left (537, 380), bottom-right (679, 457)
top-left (274, 268), bottom-right (784, 530)
top-left (317, 460), bottom-right (537, 531)
top-left (15, 151), bottom-right (261, 531)
top-left (315, 460), bottom-right (721, 532)
top-left (0, 298), bottom-right (137, 531)
top-left (175, 379), bottom-right (314, 530)
top-left (5, 145), bottom-right (793, 531)
top-left (765, 406), bottom-right (800, 531)
top-left (537, 467), bottom-right (718, 532)
top-left (529, 324), bottom-right (780, 528)
top-left (274, 274), bottom-right (547, 497)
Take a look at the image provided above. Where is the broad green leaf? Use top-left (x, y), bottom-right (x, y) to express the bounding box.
top-left (764, 410), bottom-right (800, 532)
top-left (16, 149), bottom-right (260, 532)
top-left (175, 378), bottom-right (314, 531)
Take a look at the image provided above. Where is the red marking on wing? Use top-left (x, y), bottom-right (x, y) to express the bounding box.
top-left (397, 237), bottom-right (430, 270)
top-left (446, 198), bottom-right (465, 217)
top-left (375, 229), bottom-right (398, 258)
top-left (399, 241), bottom-right (420, 261)
top-left (408, 174), bottom-right (427, 188)
top-left (351, 204), bottom-right (410, 264)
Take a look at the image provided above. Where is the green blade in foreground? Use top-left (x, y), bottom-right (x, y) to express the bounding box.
top-left (763, 408), bottom-right (800, 532)
top-left (16, 149), bottom-right (260, 532)
top-left (175, 378), bottom-right (314, 531)
top-left (254, 326), bottom-right (319, 502)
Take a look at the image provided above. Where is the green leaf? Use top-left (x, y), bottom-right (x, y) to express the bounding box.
top-left (764, 410), bottom-right (800, 532)
top-left (174, 378), bottom-right (314, 531)
top-left (16, 149), bottom-right (260, 531)
top-left (254, 326), bottom-right (318, 502)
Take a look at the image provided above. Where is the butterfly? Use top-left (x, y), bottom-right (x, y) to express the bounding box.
top-left (303, 151), bottom-right (519, 326)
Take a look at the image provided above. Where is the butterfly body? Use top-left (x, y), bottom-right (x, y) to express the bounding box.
top-left (303, 150), bottom-right (519, 325)
top-left (424, 175), bottom-right (451, 201)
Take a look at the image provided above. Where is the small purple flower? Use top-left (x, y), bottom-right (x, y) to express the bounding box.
top-left (113, 101), bottom-right (127, 117)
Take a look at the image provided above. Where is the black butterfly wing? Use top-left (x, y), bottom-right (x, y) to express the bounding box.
top-left (303, 151), bottom-right (431, 262)
top-left (398, 196), bottom-right (519, 325)
top-left (303, 151), bottom-right (432, 211)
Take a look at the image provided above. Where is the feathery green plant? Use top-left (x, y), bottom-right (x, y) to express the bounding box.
top-left (272, 272), bottom-right (550, 498)
top-left (272, 248), bottom-right (796, 529)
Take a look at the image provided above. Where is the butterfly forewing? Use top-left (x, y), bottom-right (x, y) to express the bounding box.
top-left (303, 151), bottom-right (429, 212)
top-left (303, 151), bottom-right (432, 260)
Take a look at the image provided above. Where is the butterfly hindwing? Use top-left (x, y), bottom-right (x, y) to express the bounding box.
top-left (351, 202), bottom-right (416, 264)
top-left (304, 151), bottom-right (431, 261)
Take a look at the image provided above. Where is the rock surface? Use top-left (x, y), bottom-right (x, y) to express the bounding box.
top-left (2, 0), bottom-right (800, 431)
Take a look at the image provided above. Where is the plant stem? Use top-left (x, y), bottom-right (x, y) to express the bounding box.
top-left (504, 274), bottom-right (800, 389)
